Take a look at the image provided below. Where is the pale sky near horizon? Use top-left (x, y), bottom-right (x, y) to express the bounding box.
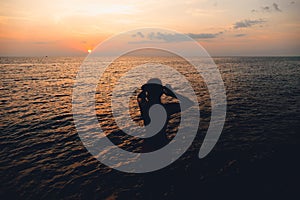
top-left (0, 0), bottom-right (299, 56)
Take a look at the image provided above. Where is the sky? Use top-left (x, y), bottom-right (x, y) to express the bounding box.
top-left (0, 0), bottom-right (299, 56)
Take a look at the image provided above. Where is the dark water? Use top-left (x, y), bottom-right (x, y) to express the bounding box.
top-left (0, 56), bottom-right (299, 199)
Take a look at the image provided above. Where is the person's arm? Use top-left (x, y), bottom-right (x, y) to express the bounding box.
top-left (163, 84), bottom-right (177, 98)
top-left (163, 84), bottom-right (194, 109)
top-left (137, 90), bottom-right (147, 104)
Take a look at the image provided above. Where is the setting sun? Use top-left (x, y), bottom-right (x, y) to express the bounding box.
top-left (0, 0), bottom-right (299, 56)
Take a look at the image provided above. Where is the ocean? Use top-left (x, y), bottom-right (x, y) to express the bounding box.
top-left (0, 56), bottom-right (299, 199)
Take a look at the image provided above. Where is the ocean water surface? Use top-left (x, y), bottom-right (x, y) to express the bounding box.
top-left (0, 56), bottom-right (299, 199)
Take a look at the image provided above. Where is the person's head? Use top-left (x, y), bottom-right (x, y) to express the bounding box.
top-left (142, 78), bottom-right (163, 96)
top-left (146, 78), bottom-right (162, 85)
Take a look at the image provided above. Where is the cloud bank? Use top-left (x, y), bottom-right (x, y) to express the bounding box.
top-left (233, 19), bottom-right (266, 29)
top-left (131, 31), bottom-right (222, 43)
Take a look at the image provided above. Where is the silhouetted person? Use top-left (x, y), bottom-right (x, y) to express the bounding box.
top-left (137, 78), bottom-right (178, 126)
top-left (137, 78), bottom-right (193, 152)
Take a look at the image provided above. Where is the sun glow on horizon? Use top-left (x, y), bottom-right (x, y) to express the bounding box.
top-left (0, 0), bottom-right (299, 56)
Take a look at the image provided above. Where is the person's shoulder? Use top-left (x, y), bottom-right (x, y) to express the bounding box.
top-left (141, 84), bottom-right (147, 90)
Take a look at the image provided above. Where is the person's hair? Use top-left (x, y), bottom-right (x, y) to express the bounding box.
top-left (146, 78), bottom-right (162, 85)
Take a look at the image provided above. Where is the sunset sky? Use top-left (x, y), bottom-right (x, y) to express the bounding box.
top-left (0, 0), bottom-right (299, 56)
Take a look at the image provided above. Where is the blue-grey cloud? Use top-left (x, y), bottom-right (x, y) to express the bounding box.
top-left (262, 6), bottom-right (271, 12)
top-left (273, 3), bottom-right (282, 12)
top-left (131, 31), bottom-right (144, 38)
top-left (188, 33), bottom-right (220, 39)
top-left (137, 32), bottom-right (144, 38)
top-left (234, 34), bottom-right (247, 37)
top-left (255, 2), bottom-right (282, 12)
top-left (130, 31), bottom-right (222, 43)
top-left (147, 32), bottom-right (188, 42)
top-left (233, 19), bottom-right (266, 29)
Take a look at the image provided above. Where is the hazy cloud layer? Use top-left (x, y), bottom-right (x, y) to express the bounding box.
top-left (131, 31), bottom-right (222, 43)
top-left (33, 41), bottom-right (58, 45)
top-left (234, 34), bottom-right (247, 37)
top-left (233, 19), bottom-right (266, 29)
top-left (188, 33), bottom-right (221, 39)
